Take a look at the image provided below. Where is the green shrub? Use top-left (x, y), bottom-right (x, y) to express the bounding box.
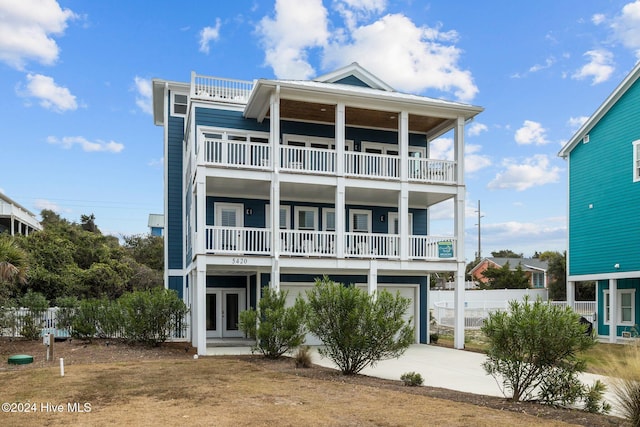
top-left (71, 299), bottom-right (99, 341)
top-left (94, 298), bottom-right (125, 338)
top-left (608, 343), bottom-right (640, 424)
top-left (119, 288), bottom-right (188, 346)
top-left (429, 333), bottom-right (439, 344)
top-left (19, 291), bottom-right (48, 340)
top-left (0, 298), bottom-right (17, 337)
top-left (55, 296), bottom-right (79, 332)
top-left (481, 296), bottom-right (596, 406)
top-left (400, 371), bottom-right (424, 386)
top-left (238, 287), bottom-right (307, 358)
top-left (306, 276), bottom-right (414, 375)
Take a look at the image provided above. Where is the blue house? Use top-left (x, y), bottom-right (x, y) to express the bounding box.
top-left (152, 63), bottom-right (483, 355)
top-left (559, 63), bottom-right (640, 343)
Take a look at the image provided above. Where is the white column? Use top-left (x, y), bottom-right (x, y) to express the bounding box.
top-left (453, 115), bottom-right (466, 350)
top-left (368, 260), bottom-right (378, 297)
top-left (454, 261), bottom-right (466, 349)
top-left (399, 111), bottom-right (409, 182)
top-left (270, 88), bottom-right (281, 258)
top-left (426, 274), bottom-right (431, 343)
top-left (566, 280), bottom-right (575, 307)
top-left (609, 279), bottom-right (617, 344)
top-left (271, 259), bottom-right (280, 292)
top-left (195, 260), bottom-right (207, 355)
top-left (335, 179), bottom-right (345, 258)
top-left (398, 188), bottom-right (409, 260)
top-left (270, 88), bottom-right (280, 173)
top-left (336, 102), bottom-right (345, 176)
top-left (196, 178), bottom-right (205, 255)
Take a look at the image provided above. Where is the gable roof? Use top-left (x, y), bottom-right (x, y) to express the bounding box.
top-left (559, 62), bottom-right (640, 158)
top-left (314, 62), bottom-right (395, 91)
top-left (470, 257), bottom-right (548, 275)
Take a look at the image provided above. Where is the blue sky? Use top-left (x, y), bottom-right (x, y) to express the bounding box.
top-left (1, 0), bottom-right (639, 262)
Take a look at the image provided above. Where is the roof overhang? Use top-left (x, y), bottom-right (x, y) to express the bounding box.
top-left (244, 79), bottom-right (483, 138)
top-left (152, 79), bottom-right (190, 126)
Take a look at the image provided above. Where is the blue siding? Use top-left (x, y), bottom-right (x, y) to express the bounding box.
top-left (168, 276), bottom-right (183, 299)
top-left (196, 108), bottom-right (270, 132)
top-left (597, 278), bottom-right (640, 337)
top-left (206, 196), bottom-right (428, 233)
top-left (167, 115), bottom-right (184, 270)
top-left (569, 79), bottom-right (640, 276)
top-left (333, 75), bottom-right (371, 88)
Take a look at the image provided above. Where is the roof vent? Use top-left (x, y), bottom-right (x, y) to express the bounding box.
top-left (583, 135), bottom-right (590, 144)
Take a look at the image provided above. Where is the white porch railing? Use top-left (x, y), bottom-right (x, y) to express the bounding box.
top-left (280, 145), bottom-right (336, 174)
top-left (280, 230), bottom-right (336, 256)
top-left (197, 140), bottom-right (456, 184)
top-left (344, 233), bottom-right (401, 258)
top-left (205, 226), bottom-right (271, 255)
top-left (345, 152), bottom-right (400, 179)
top-left (203, 138), bottom-right (271, 170)
top-left (408, 158), bottom-right (456, 183)
top-left (203, 227), bottom-right (457, 260)
top-left (191, 73), bottom-right (254, 104)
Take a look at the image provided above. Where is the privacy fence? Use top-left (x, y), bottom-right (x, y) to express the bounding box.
top-left (0, 307), bottom-right (189, 341)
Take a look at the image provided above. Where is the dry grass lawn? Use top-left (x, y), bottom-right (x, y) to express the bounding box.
top-left (0, 357), bottom-right (582, 427)
top-left (0, 339), bottom-right (627, 426)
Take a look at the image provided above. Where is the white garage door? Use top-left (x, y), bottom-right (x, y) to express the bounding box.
top-left (281, 284), bottom-right (418, 346)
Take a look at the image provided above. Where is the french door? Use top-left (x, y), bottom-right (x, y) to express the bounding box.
top-left (206, 288), bottom-right (246, 338)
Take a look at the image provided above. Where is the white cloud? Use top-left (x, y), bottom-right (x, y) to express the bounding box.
top-left (0, 0), bottom-right (76, 69)
top-left (514, 120), bottom-right (549, 145)
top-left (592, 13), bottom-right (606, 25)
top-left (335, 0), bottom-right (387, 29)
top-left (148, 157), bottom-right (164, 167)
top-left (567, 116), bottom-right (589, 131)
top-left (572, 49), bottom-right (614, 85)
top-left (20, 73), bottom-right (77, 112)
top-left (257, 0), bottom-right (329, 79)
top-left (480, 218), bottom-right (566, 257)
top-left (323, 13), bottom-right (478, 101)
top-left (468, 122), bottom-right (487, 137)
top-left (428, 137), bottom-right (491, 174)
top-left (611, 0), bottom-right (640, 58)
top-left (133, 76), bottom-right (152, 115)
top-left (465, 144), bottom-right (492, 174)
top-left (528, 57), bottom-right (555, 73)
top-left (488, 155), bottom-right (561, 191)
top-left (47, 136), bottom-right (124, 153)
top-left (34, 198), bottom-right (62, 213)
top-left (199, 19), bottom-right (221, 54)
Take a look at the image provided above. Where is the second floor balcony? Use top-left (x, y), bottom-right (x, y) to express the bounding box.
top-left (197, 137), bottom-right (456, 184)
top-left (203, 226), bottom-right (456, 260)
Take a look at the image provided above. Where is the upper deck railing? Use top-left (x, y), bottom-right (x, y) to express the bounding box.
top-left (191, 72), bottom-right (254, 104)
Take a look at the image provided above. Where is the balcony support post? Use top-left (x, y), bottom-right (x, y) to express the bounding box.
top-left (399, 187), bottom-right (409, 260)
top-left (609, 279), bottom-right (617, 343)
top-left (195, 176), bottom-right (205, 255)
top-left (399, 111), bottom-right (409, 182)
top-left (453, 115), bottom-right (466, 350)
top-left (368, 260), bottom-right (378, 298)
top-left (336, 102), bottom-right (345, 176)
top-left (335, 179), bottom-right (345, 258)
top-left (195, 258), bottom-right (207, 355)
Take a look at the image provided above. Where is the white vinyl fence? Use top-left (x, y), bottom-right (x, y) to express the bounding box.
top-left (431, 289), bottom-right (595, 330)
top-left (1, 307), bottom-right (189, 341)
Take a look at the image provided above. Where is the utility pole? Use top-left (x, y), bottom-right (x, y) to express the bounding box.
top-left (476, 200), bottom-right (483, 261)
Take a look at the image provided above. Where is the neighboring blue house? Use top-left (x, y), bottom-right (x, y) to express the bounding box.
top-left (559, 63), bottom-right (640, 343)
top-left (152, 63), bottom-right (483, 355)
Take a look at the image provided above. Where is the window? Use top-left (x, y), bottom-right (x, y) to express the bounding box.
top-left (294, 207), bottom-right (318, 230)
top-left (350, 209), bottom-right (371, 233)
top-left (634, 140), bottom-right (640, 182)
top-left (323, 209), bottom-right (335, 231)
top-left (172, 93), bottom-right (188, 116)
top-left (265, 205), bottom-right (291, 229)
top-left (532, 272), bottom-right (545, 289)
top-left (604, 289), bottom-right (636, 325)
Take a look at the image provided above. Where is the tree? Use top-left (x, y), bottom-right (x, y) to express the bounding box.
top-left (80, 213), bottom-right (100, 233)
top-left (238, 287), bottom-right (307, 358)
top-left (122, 234), bottom-right (164, 271)
top-left (491, 249), bottom-right (522, 258)
top-left (0, 236), bottom-right (29, 299)
top-left (305, 276), bottom-right (414, 375)
top-left (482, 297), bottom-right (596, 405)
top-left (546, 251), bottom-right (567, 300)
top-left (480, 262), bottom-right (530, 289)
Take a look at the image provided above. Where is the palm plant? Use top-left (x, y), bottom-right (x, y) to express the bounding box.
top-left (0, 238), bottom-right (28, 294)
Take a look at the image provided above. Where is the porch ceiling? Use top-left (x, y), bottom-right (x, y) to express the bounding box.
top-left (207, 178), bottom-right (271, 199)
top-left (274, 100), bottom-right (450, 134)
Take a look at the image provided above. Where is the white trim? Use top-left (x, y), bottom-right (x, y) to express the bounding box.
top-left (214, 202), bottom-right (244, 227)
top-left (205, 288), bottom-right (247, 338)
top-left (567, 270), bottom-right (640, 282)
top-left (388, 212), bottom-right (413, 234)
top-left (171, 91), bottom-right (188, 117)
top-left (294, 206), bottom-right (319, 230)
top-left (282, 133), bottom-right (354, 150)
top-left (349, 209), bottom-right (372, 233)
top-left (323, 208), bottom-right (336, 231)
top-left (198, 126), bottom-right (270, 143)
top-left (266, 204), bottom-right (291, 229)
top-left (633, 139), bottom-right (640, 182)
top-left (604, 288), bottom-right (636, 326)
